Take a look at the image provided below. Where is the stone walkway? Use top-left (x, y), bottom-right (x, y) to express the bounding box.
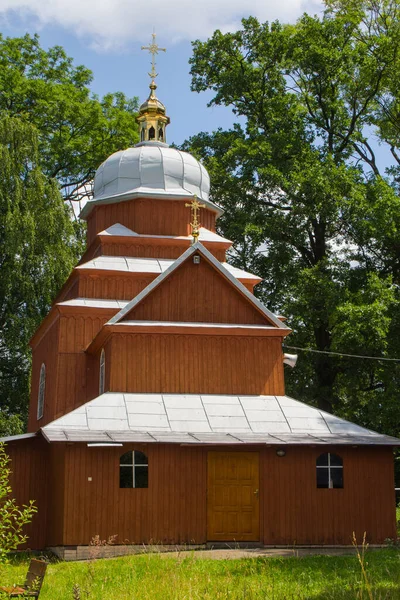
top-left (158, 546), bottom-right (369, 560)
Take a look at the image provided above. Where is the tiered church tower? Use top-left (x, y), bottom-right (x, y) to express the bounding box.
top-left (28, 49), bottom-right (290, 433)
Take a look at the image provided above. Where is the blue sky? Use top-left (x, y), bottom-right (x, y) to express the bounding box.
top-left (0, 0), bottom-right (323, 146)
top-left (0, 0), bottom-right (391, 169)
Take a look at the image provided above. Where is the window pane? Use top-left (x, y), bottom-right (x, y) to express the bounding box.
top-left (135, 466), bottom-right (148, 488)
top-left (317, 468), bottom-right (329, 488)
top-left (120, 467), bottom-right (133, 488)
top-left (120, 452), bottom-right (133, 466)
top-left (134, 451), bottom-right (148, 466)
top-left (331, 468), bottom-right (344, 489)
top-left (316, 453), bottom-right (329, 467)
top-left (330, 454), bottom-right (343, 467)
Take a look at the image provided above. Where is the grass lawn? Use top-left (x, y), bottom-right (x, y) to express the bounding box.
top-left (1, 547), bottom-right (400, 600)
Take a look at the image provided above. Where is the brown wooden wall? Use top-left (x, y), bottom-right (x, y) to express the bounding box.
top-left (62, 271), bottom-right (252, 303)
top-left (75, 273), bottom-right (155, 302)
top-left (86, 199), bottom-right (216, 246)
top-left (39, 443), bottom-right (395, 547)
top-left (260, 445), bottom-right (396, 544)
top-left (109, 333), bottom-right (285, 395)
top-left (61, 443), bottom-right (207, 546)
top-left (81, 238), bottom-right (227, 265)
top-left (124, 255), bottom-right (269, 325)
top-left (55, 313), bottom-right (112, 420)
top-left (46, 444), bottom-right (66, 547)
top-left (28, 320), bottom-right (60, 432)
top-left (61, 279), bottom-right (80, 302)
top-left (6, 437), bottom-right (48, 550)
top-left (30, 310), bottom-right (118, 428)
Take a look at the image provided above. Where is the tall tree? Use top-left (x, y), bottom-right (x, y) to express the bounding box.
top-left (0, 33), bottom-right (139, 209)
top-left (184, 4), bottom-right (400, 438)
top-left (0, 117), bottom-right (82, 434)
top-left (0, 35), bottom-right (140, 433)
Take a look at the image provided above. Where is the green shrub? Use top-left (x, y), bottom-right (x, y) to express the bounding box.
top-left (0, 442), bottom-right (37, 563)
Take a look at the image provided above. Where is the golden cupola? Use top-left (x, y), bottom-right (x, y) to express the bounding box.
top-left (137, 33), bottom-right (171, 144)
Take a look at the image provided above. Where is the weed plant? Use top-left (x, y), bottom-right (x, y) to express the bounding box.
top-left (0, 546), bottom-right (399, 599)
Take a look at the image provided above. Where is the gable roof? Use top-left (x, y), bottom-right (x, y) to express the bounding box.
top-left (41, 392), bottom-right (400, 446)
top-left (108, 242), bottom-right (288, 329)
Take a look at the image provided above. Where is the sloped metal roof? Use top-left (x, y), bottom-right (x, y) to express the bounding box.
top-left (41, 393), bottom-right (400, 446)
top-left (77, 255), bottom-right (261, 281)
top-left (57, 298), bottom-right (129, 309)
top-left (98, 224), bottom-right (232, 244)
top-left (0, 432), bottom-right (37, 443)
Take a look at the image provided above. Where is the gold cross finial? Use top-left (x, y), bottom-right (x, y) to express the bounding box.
top-left (141, 32), bottom-right (166, 82)
top-left (185, 196), bottom-right (206, 244)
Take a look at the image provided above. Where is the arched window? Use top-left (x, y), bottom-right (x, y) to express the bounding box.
top-left (316, 453), bottom-right (343, 489)
top-left (120, 451), bottom-right (148, 488)
top-left (99, 349), bottom-right (105, 395)
top-left (158, 128), bottom-right (164, 141)
top-left (37, 363), bottom-right (46, 420)
top-left (149, 126), bottom-right (155, 140)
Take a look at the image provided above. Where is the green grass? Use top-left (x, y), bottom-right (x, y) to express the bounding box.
top-left (1, 547), bottom-right (400, 600)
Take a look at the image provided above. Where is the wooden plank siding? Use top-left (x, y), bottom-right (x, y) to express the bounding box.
top-left (30, 312), bottom-right (116, 428)
top-left (80, 238), bottom-right (227, 266)
top-left (62, 443), bottom-right (207, 546)
top-left (109, 334), bottom-right (285, 395)
top-left (75, 273), bottom-right (155, 301)
top-left (46, 444), bottom-right (66, 547)
top-left (123, 255), bottom-right (270, 325)
top-left (260, 445), bottom-right (396, 545)
top-left (46, 443), bottom-right (395, 547)
top-left (28, 320), bottom-right (60, 432)
top-left (54, 314), bottom-right (111, 420)
top-left (5, 437), bottom-right (48, 550)
top-left (86, 199), bottom-right (217, 247)
top-left (58, 267), bottom-right (255, 305)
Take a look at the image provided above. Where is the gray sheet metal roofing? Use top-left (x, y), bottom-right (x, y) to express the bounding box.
top-left (77, 255), bottom-right (261, 281)
top-left (80, 142), bottom-right (223, 219)
top-left (40, 393), bottom-right (400, 445)
top-left (98, 224), bottom-right (232, 244)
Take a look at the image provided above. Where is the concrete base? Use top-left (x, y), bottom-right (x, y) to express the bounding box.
top-left (47, 544), bottom-right (206, 561)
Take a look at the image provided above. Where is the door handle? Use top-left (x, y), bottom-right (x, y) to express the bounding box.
top-left (254, 489), bottom-right (259, 496)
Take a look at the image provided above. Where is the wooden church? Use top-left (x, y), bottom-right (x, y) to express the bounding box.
top-left (2, 45), bottom-right (399, 557)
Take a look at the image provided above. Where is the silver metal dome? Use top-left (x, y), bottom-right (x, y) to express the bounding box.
top-left (80, 141), bottom-right (221, 219)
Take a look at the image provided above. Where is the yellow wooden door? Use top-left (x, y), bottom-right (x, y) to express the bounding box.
top-left (207, 451), bottom-right (259, 541)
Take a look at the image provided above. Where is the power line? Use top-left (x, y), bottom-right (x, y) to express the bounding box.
top-left (283, 345), bottom-right (400, 363)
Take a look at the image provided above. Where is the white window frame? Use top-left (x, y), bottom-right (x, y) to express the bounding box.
top-left (37, 363), bottom-right (46, 420)
top-left (120, 451), bottom-right (148, 488)
top-left (316, 452), bottom-right (343, 489)
top-left (99, 349), bottom-right (105, 394)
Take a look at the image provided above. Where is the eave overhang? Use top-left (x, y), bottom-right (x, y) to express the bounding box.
top-left (40, 393), bottom-right (400, 447)
top-left (86, 321), bottom-right (289, 355)
top-left (80, 192), bottom-right (224, 220)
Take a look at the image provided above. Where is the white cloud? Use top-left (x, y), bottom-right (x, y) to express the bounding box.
top-left (0, 0), bottom-right (323, 51)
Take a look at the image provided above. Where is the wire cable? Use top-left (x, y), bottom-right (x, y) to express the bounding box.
top-left (283, 345), bottom-right (400, 363)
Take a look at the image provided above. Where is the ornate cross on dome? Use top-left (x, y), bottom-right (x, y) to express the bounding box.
top-left (141, 32), bottom-right (166, 82)
top-left (185, 196), bottom-right (206, 244)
